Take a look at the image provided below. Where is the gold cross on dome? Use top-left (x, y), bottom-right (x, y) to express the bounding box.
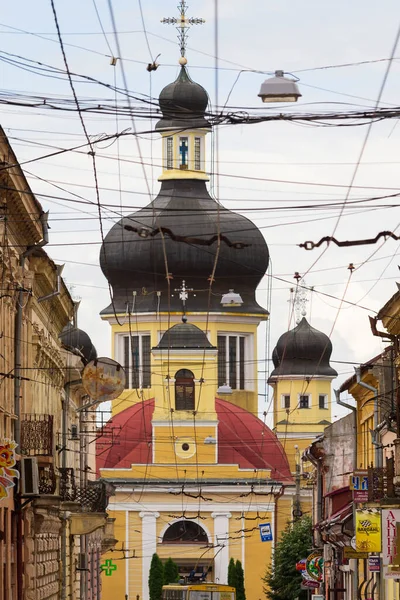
top-left (161, 1), bottom-right (205, 59)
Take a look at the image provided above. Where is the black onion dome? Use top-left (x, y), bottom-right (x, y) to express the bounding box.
top-left (60, 323), bottom-right (97, 363)
top-left (269, 317), bottom-right (337, 379)
top-left (100, 179), bottom-right (269, 314)
top-left (155, 322), bottom-right (215, 350)
top-left (156, 67), bottom-right (210, 130)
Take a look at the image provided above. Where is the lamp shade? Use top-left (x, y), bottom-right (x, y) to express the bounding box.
top-left (221, 289), bottom-right (244, 307)
top-left (258, 70), bottom-right (302, 103)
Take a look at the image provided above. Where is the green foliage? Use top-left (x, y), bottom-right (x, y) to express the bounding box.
top-left (227, 558), bottom-right (237, 589)
top-left (149, 553), bottom-right (164, 600)
top-left (235, 560), bottom-right (246, 600)
top-left (263, 516), bottom-right (312, 600)
top-left (164, 557), bottom-right (180, 585)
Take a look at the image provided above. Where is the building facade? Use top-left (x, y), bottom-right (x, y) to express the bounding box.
top-left (0, 128), bottom-right (114, 600)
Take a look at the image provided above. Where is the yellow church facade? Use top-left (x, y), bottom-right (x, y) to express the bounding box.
top-left (95, 43), bottom-right (336, 600)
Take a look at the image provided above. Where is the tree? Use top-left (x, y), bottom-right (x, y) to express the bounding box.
top-left (263, 516), bottom-right (312, 600)
top-left (235, 560), bottom-right (245, 600)
top-left (164, 557), bottom-right (179, 585)
top-left (227, 558), bottom-right (237, 590)
top-left (149, 553), bottom-right (164, 600)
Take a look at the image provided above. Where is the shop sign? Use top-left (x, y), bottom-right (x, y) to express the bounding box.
top-left (343, 547), bottom-right (368, 559)
top-left (350, 470), bottom-right (368, 503)
top-left (295, 559), bottom-right (306, 571)
top-left (368, 557), bottom-right (380, 572)
top-left (301, 579), bottom-right (319, 589)
top-left (305, 551), bottom-right (324, 582)
top-left (382, 509), bottom-right (400, 566)
top-left (259, 522), bottom-right (273, 542)
top-left (355, 509), bottom-right (381, 553)
top-left (0, 439), bottom-right (19, 501)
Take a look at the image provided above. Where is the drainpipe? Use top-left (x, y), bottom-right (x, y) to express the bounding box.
top-left (61, 379), bottom-right (81, 600)
top-left (335, 389), bottom-right (358, 600)
top-left (355, 368), bottom-right (381, 468)
top-left (14, 211), bottom-right (49, 600)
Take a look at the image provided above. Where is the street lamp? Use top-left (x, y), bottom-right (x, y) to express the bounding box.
top-left (258, 70), bottom-right (302, 103)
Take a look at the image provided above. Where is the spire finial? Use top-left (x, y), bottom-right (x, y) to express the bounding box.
top-left (292, 279), bottom-right (310, 325)
top-left (161, 1), bottom-right (205, 62)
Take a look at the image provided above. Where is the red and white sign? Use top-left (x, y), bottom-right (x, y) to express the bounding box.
top-left (382, 509), bottom-right (400, 566)
top-left (382, 509), bottom-right (400, 580)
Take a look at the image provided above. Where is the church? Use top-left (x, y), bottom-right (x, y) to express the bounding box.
top-left (96, 15), bottom-right (337, 600)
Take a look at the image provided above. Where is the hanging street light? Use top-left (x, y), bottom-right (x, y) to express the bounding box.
top-left (258, 70), bottom-right (302, 103)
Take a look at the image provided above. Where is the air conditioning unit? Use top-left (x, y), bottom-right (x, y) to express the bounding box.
top-left (70, 424), bottom-right (79, 440)
top-left (77, 553), bottom-right (88, 571)
top-left (20, 457), bottom-right (39, 496)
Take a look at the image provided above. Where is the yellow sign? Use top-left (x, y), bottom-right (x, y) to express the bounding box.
top-left (356, 509), bottom-right (381, 553)
top-left (343, 547), bottom-right (368, 559)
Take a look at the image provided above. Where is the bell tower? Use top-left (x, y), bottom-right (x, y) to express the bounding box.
top-left (269, 292), bottom-right (337, 473)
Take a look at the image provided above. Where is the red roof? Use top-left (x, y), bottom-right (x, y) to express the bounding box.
top-left (96, 398), bottom-right (292, 482)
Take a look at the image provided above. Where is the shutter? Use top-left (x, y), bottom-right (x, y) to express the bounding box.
top-left (142, 335), bottom-right (151, 388)
top-left (217, 336), bottom-right (226, 386)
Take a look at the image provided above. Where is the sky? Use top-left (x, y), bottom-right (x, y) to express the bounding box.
top-left (1, 0), bottom-right (400, 419)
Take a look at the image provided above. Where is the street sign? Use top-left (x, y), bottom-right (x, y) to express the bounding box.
top-left (259, 522), bottom-right (273, 542)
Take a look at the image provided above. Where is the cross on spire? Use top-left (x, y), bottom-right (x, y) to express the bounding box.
top-left (174, 280), bottom-right (193, 318)
top-left (161, 1), bottom-right (205, 60)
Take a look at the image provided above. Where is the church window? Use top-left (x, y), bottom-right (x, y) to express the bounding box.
top-left (179, 137), bottom-right (189, 169)
top-left (194, 137), bottom-right (201, 170)
top-left (319, 394), bottom-right (328, 409)
top-left (121, 334), bottom-right (151, 389)
top-left (166, 137), bottom-right (173, 169)
top-left (175, 369), bottom-right (195, 410)
top-left (217, 334), bottom-right (247, 390)
top-left (162, 520), bottom-right (208, 544)
top-left (299, 394), bottom-right (310, 409)
top-left (281, 394), bottom-right (290, 409)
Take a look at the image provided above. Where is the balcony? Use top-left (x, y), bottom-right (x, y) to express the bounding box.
top-left (20, 414), bottom-right (53, 456)
top-left (59, 468), bottom-right (114, 512)
top-left (21, 414), bottom-right (57, 494)
top-left (368, 456), bottom-right (400, 503)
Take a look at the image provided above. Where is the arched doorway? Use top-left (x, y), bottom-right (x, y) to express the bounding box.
top-left (175, 369), bottom-right (195, 410)
top-left (161, 521), bottom-right (211, 582)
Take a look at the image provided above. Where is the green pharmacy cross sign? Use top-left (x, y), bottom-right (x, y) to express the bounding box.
top-left (101, 559), bottom-right (117, 576)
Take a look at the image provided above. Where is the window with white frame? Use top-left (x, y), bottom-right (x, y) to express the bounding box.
top-left (299, 394), bottom-right (310, 409)
top-left (319, 394), bottom-right (328, 409)
top-left (118, 333), bottom-right (151, 389)
top-left (281, 394), bottom-right (290, 409)
top-left (166, 137), bottom-right (173, 169)
top-left (194, 137), bottom-right (201, 170)
top-left (217, 334), bottom-right (251, 390)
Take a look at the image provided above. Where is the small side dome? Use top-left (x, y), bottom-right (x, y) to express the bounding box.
top-left (154, 322), bottom-right (215, 350)
top-left (269, 317), bottom-right (337, 379)
top-left (60, 323), bottom-right (97, 363)
top-left (156, 66), bottom-right (210, 130)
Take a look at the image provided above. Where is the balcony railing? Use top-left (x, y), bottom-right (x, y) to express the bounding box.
top-left (20, 414), bottom-right (53, 456)
top-left (59, 468), bottom-right (114, 512)
top-left (368, 456), bottom-right (400, 502)
top-left (38, 463), bottom-right (57, 495)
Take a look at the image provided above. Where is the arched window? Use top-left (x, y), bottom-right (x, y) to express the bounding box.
top-left (162, 521), bottom-right (208, 544)
top-left (175, 369), bottom-right (195, 410)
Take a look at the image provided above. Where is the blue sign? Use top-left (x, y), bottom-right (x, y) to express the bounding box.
top-left (259, 522), bottom-right (273, 542)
